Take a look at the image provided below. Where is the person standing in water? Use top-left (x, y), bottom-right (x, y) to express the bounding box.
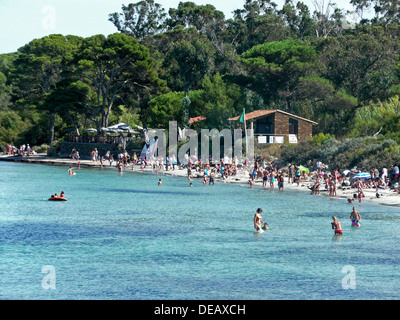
top-left (350, 206), bottom-right (361, 225)
top-left (254, 208), bottom-right (266, 231)
top-left (331, 216), bottom-right (343, 235)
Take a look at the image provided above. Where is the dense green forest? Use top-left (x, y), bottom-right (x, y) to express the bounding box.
top-left (1, 0), bottom-right (400, 168)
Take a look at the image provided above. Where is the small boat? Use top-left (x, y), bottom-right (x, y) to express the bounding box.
top-left (48, 197), bottom-right (68, 201)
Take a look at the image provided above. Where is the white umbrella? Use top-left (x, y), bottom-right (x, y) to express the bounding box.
top-left (354, 172), bottom-right (371, 179)
top-left (107, 123), bottom-right (127, 129)
top-left (132, 124), bottom-right (143, 130)
top-left (84, 128), bottom-right (98, 133)
top-left (106, 123), bottom-right (138, 134)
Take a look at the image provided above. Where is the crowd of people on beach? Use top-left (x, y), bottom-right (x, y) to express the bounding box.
top-left (67, 148), bottom-right (400, 197)
top-left (5, 143), bottom-right (35, 156)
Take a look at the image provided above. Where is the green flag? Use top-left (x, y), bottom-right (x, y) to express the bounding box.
top-left (238, 109), bottom-right (245, 123)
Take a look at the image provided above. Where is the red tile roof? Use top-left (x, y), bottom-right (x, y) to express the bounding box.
top-left (228, 110), bottom-right (275, 121)
top-left (228, 109), bottom-right (318, 125)
top-left (189, 116), bottom-right (206, 124)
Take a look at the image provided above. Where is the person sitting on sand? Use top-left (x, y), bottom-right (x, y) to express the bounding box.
top-left (331, 216), bottom-right (343, 235)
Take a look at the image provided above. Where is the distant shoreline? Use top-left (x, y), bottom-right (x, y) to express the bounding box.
top-left (1, 153), bottom-right (400, 208)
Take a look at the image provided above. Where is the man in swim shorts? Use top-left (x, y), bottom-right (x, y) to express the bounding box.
top-left (262, 169), bottom-right (268, 188)
top-left (331, 216), bottom-right (343, 235)
top-left (350, 206), bottom-right (361, 225)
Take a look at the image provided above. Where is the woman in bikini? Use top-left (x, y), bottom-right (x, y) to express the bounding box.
top-left (331, 216), bottom-right (343, 235)
top-left (254, 208), bottom-right (265, 231)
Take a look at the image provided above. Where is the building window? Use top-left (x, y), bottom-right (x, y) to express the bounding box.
top-left (289, 118), bottom-right (298, 136)
top-left (256, 116), bottom-right (274, 134)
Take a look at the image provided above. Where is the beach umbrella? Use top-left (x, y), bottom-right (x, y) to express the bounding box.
top-left (299, 165), bottom-right (309, 174)
top-left (84, 128), bottom-right (98, 133)
top-left (354, 172), bottom-right (371, 179)
top-left (342, 170), bottom-right (350, 176)
top-left (132, 124), bottom-right (143, 130)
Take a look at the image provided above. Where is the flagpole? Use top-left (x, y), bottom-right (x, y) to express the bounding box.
top-left (243, 108), bottom-right (248, 155)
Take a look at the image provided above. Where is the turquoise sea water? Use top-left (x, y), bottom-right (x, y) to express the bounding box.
top-left (0, 161), bottom-right (399, 300)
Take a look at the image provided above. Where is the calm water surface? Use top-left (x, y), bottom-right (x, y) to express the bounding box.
top-left (0, 161), bottom-right (399, 299)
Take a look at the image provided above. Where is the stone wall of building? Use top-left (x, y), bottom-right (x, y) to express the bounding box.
top-left (274, 112), bottom-right (290, 142)
top-left (274, 112), bottom-right (313, 143)
top-left (298, 119), bottom-right (313, 141)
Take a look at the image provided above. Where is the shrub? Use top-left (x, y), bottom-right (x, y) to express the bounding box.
top-left (311, 132), bottom-right (335, 146)
top-left (33, 144), bottom-right (49, 154)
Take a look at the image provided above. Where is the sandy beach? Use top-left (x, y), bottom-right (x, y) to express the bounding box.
top-left (1, 153), bottom-right (400, 207)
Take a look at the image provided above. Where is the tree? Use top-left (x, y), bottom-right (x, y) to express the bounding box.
top-left (195, 73), bottom-right (241, 130)
top-left (226, 0), bottom-right (292, 54)
top-left (316, 27), bottom-right (400, 105)
top-left (351, 0), bottom-right (400, 24)
top-left (166, 2), bottom-right (225, 40)
top-left (280, 0), bottom-right (316, 39)
top-left (11, 34), bottom-right (82, 146)
top-left (239, 39), bottom-right (318, 110)
top-left (312, 0), bottom-right (347, 38)
top-left (0, 71), bottom-right (12, 110)
top-left (168, 38), bottom-right (215, 95)
top-left (146, 91), bottom-right (186, 128)
top-left (71, 33), bottom-right (166, 130)
top-left (108, 0), bottom-right (167, 41)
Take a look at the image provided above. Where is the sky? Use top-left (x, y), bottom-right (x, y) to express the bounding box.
top-left (0, 0), bottom-right (364, 54)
